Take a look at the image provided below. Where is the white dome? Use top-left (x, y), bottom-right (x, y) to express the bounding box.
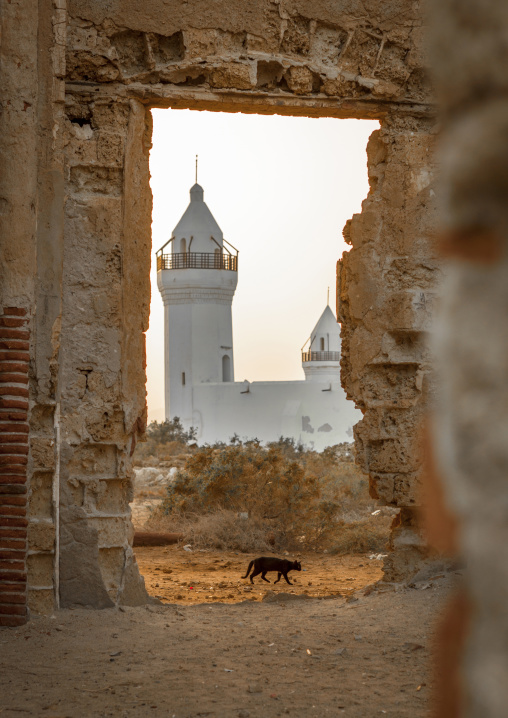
top-left (172, 184), bottom-right (223, 254)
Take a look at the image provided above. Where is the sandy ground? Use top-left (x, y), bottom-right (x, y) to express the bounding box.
top-left (135, 546), bottom-right (385, 604)
top-left (0, 547), bottom-right (456, 718)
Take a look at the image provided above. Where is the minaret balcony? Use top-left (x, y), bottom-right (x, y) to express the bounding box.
top-left (302, 351), bottom-right (341, 363)
top-left (157, 252), bottom-right (238, 272)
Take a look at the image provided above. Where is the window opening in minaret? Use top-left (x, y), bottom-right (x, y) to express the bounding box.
top-left (222, 355), bottom-right (231, 382)
top-left (180, 238), bottom-right (186, 253)
top-left (320, 337), bottom-right (325, 351)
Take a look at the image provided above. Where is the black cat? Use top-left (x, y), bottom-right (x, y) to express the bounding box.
top-left (242, 556), bottom-right (302, 585)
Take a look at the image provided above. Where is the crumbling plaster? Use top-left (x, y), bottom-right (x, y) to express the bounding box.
top-left (1, 0), bottom-right (439, 616)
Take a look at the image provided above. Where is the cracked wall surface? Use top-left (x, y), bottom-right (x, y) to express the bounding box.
top-left (1, 0), bottom-right (439, 619)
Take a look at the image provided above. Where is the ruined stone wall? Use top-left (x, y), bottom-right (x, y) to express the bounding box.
top-left (2, 0), bottom-right (439, 620)
top-left (338, 114), bottom-right (440, 579)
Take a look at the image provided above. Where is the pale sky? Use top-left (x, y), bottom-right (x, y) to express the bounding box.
top-left (147, 109), bottom-right (379, 422)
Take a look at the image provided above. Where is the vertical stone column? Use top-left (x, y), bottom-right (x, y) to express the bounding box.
top-left (339, 114), bottom-right (440, 580)
top-left (57, 96), bottom-right (152, 607)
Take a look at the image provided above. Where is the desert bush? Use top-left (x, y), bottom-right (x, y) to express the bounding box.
top-left (147, 439), bottom-right (388, 552)
top-left (133, 418), bottom-right (198, 465)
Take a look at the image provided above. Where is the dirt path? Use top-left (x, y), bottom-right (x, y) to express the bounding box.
top-left (0, 551), bottom-right (456, 718)
top-left (135, 546), bottom-right (385, 604)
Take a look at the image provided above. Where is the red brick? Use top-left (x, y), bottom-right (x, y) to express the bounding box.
top-left (0, 329), bottom-right (29, 340)
top-left (0, 506), bottom-right (26, 517)
top-left (0, 435), bottom-right (28, 443)
top-left (0, 361), bottom-right (29, 373)
top-left (0, 539), bottom-right (26, 550)
top-left (0, 495), bottom-right (26, 506)
top-left (0, 517), bottom-right (28, 528)
top-left (0, 469), bottom-right (26, 479)
top-left (2, 308), bottom-right (27, 317)
top-left (0, 445), bottom-right (29, 455)
top-left (0, 387), bottom-right (29, 398)
top-left (0, 352), bottom-right (29, 362)
top-left (0, 476), bottom-right (26, 486)
top-left (0, 614), bottom-right (27, 626)
top-left (0, 546), bottom-right (26, 564)
top-left (0, 423), bottom-right (29, 434)
top-left (0, 412), bottom-right (28, 422)
top-left (0, 591), bottom-right (26, 604)
top-left (0, 559), bottom-right (25, 570)
top-left (0, 456), bottom-right (27, 465)
top-left (0, 486), bottom-right (27, 496)
top-left (0, 528), bottom-right (27, 539)
top-left (0, 339), bottom-right (30, 356)
top-left (0, 604), bottom-right (27, 615)
top-left (0, 399), bottom-right (29, 410)
top-left (0, 318), bottom-right (26, 328)
top-left (0, 570), bottom-right (26, 581)
top-left (0, 374), bottom-right (29, 385)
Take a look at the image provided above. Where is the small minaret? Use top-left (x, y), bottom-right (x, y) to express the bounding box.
top-left (302, 305), bottom-right (341, 382)
top-left (156, 182), bottom-right (238, 428)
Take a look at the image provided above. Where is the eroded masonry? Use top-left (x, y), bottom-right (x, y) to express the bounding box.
top-left (1, 0), bottom-right (438, 623)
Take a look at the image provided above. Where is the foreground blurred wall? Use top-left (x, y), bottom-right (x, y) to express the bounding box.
top-left (431, 1), bottom-right (508, 715)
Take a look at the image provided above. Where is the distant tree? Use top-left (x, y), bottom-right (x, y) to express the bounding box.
top-left (146, 417), bottom-right (197, 445)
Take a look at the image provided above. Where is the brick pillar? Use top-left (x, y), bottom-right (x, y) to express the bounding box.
top-left (0, 307), bottom-right (29, 626)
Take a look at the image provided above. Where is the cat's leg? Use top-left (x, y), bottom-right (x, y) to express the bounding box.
top-left (283, 573), bottom-right (293, 585)
top-left (250, 569), bottom-right (260, 584)
top-left (274, 573), bottom-right (281, 584)
top-left (261, 572), bottom-right (271, 583)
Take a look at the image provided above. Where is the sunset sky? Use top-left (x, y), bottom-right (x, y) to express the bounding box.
top-left (147, 109), bottom-right (378, 421)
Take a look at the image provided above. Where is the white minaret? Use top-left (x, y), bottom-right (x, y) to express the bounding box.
top-left (156, 182), bottom-right (238, 429)
top-left (301, 305), bottom-right (341, 382)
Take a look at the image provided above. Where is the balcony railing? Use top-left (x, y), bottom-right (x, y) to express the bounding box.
top-left (302, 351), bottom-right (341, 362)
top-left (157, 252), bottom-right (238, 272)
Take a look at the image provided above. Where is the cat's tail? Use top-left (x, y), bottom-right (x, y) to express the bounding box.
top-left (242, 560), bottom-right (254, 579)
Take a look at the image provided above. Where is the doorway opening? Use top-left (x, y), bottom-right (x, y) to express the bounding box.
top-left (131, 108), bottom-right (385, 606)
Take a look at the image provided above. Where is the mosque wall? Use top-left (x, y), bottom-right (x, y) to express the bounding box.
top-left (191, 380), bottom-right (361, 450)
top-left (2, 0), bottom-right (439, 620)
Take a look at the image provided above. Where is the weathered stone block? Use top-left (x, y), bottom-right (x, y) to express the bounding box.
top-left (30, 438), bottom-right (55, 470)
top-left (91, 479), bottom-right (131, 514)
top-left (98, 546), bottom-right (124, 598)
top-left (28, 588), bottom-right (55, 616)
top-left (362, 365), bottom-right (422, 408)
top-left (97, 132), bottom-right (124, 165)
top-left (69, 165), bottom-right (123, 197)
top-left (87, 516), bottom-right (133, 548)
top-left (209, 63), bottom-right (253, 90)
top-left (284, 66), bottom-right (314, 95)
top-left (28, 521), bottom-right (55, 552)
top-left (67, 444), bottom-right (117, 477)
top-left (27, 553), bottom-right (54, 588)
top-left (29, 472), bottom-right (53, 519)
top-left (29, 405), bottom-right (54, 434)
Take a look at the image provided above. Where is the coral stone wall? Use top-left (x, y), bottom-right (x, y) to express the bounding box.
top-left (338, 116), bottom-right (440, 579)
top-left (2, 0), bottom-right (440, 616)
top-left (62, 0), bottom-right (437, 591)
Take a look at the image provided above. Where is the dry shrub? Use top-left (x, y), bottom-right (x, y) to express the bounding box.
top-left (147, 440), bottom-right (391, 553)
top-left (329, 516), bottom-right (391, 555)
top-left (149, 509), bottom-right (275, 552)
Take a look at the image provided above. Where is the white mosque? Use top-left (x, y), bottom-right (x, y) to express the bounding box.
top-left (156, 182), bottom-right (361, 450)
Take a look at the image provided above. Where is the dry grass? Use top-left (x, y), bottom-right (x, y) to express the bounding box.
top-left (143, 440), bottom-right (394, 554)
top-left (148, 509), bottom-right (276, 553)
